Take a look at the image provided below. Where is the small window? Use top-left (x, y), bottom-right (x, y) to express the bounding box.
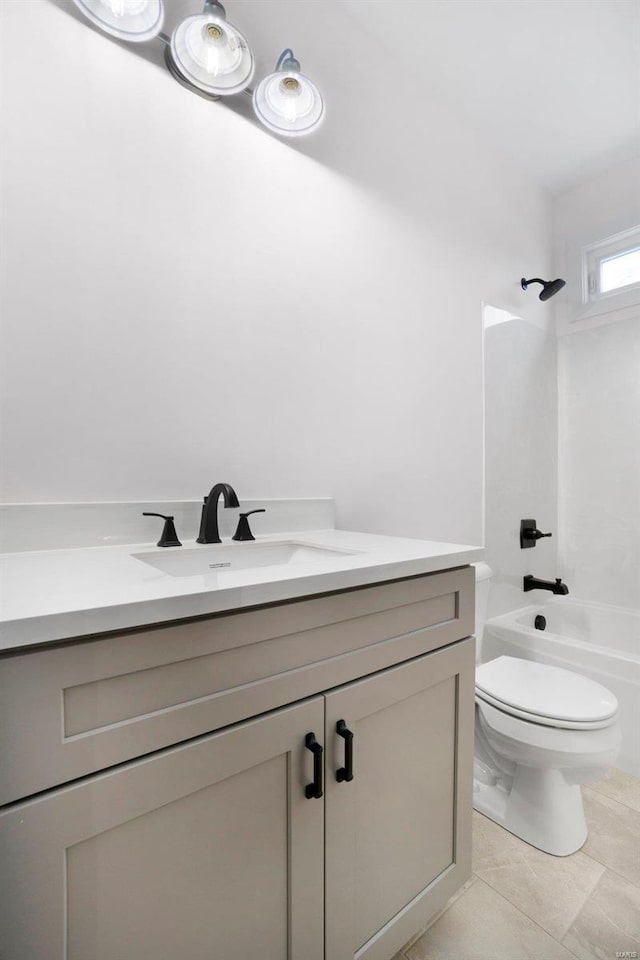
top-left (583, 226), bottom-right (640, 303)
top-left (600, 247), bottom-right (640, 293)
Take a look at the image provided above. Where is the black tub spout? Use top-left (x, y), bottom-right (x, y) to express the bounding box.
top-left (523, 575), bottom-right (569, 595)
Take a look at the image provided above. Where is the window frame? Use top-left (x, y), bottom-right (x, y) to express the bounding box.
top-left (582, 226), bottom-right (640, 305)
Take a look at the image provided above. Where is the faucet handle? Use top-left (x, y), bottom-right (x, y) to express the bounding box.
top-left (232, 509), bottom-right (266, 542)
top-left (142, 512), bottom-right (182, 548)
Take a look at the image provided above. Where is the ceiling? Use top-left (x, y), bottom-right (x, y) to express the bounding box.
top-left (340, 0), bottom-right (640, 194)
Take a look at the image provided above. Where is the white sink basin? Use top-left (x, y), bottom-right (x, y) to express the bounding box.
top-left (132, 541), bottom-right (358, 578)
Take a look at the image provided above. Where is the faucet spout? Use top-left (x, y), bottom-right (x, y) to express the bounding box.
top-left (523, 575), bottom-right (569, 596)
top-left (196, 482), bottom-right (240, 544)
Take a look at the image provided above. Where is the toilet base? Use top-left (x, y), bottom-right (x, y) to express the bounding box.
top-left (473, 765), bottom-right (588, 856)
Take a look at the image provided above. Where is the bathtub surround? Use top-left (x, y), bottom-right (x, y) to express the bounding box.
top-left (483, 309), bottom-right (558, 620)
top-left (552, 157), bottom-right (640, 612)
top-left (0, 0), bottom-right (553, 548)
top-left (557, 318), bottom-right (640, 611)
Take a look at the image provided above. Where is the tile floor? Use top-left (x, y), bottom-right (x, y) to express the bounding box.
top-left (393, 768), bottom-right (640, 960)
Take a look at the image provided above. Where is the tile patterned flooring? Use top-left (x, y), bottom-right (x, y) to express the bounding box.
top-left (393, 768), bottom-right (640, 960)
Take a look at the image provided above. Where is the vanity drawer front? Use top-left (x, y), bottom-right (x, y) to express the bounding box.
top-left (0, 567), bottom-right (473, 805)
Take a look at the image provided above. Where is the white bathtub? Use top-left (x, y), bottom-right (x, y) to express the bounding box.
top-left (481, 599), bottom-right (640, 776)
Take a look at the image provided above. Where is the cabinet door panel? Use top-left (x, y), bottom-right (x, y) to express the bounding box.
top-left (0, 698), bottom-right (324, 960)
top-left (66, 755), bottom-right (288, 960)
top-left (324, 638), bottom-right (475, 960)
top-left (353, 676), bottom-right (456, 946)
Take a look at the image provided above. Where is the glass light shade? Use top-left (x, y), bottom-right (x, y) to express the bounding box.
top-left (253, 70), bottom-right (324, 137)
top-left (72, 0), bottom-right (164, 42)
top-left (170, 13), bottom-right (254, 96)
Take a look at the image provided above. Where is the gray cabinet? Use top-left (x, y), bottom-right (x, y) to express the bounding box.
top-left (0, 698), bottom-right (326, 960)
top-left (0, 570), bottom-right (475, 959)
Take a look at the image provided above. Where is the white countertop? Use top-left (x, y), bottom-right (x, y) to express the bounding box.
top-left (0, 529), bottom-right (483, 652)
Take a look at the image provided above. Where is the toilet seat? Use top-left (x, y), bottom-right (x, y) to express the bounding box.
top-left (475, 689), bottom-right (617, 730)
top-left (475, 656), bottom-right (618, 730)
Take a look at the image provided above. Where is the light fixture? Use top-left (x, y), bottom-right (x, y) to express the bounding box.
top-left (253, 49), bottom-right (324, 137)
top-left (167, 0), bottom-right (254, 98)
top-left (520, 276), bottom-right (566, 301)
top-left (72, 0), bottom-right (164, 43)
top-left (72, 3), bottom-right (325, 139)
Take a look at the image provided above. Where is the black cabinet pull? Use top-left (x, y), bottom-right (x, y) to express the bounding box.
top-left (304, 732), bottom-right (323, 799)
top-left (336, 720), bottom-right (354, 783)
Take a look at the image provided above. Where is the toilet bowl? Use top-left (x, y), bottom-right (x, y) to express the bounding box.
top-left (472, 565), bottom-right (621, 856)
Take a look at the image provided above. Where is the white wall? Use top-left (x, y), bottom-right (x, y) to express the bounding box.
top-left (554, 157), bottom-right (640, 609)
top-left (0, 0), bottom-right (553, 546)
top-left (554, 156), bottom-right (640, 334)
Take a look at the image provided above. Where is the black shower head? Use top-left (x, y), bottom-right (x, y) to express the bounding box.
top-left (521, 276), bottom-right (566, 301)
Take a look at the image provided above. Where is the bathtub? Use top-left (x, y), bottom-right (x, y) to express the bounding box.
top-left (481, 598), bottom-right (640, 776)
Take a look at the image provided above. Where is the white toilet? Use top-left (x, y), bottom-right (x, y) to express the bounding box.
top-left (473, 563), bottom-right (621, 856)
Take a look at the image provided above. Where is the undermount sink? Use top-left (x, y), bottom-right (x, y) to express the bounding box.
top-left (131, 541), bottom-right (358, 578)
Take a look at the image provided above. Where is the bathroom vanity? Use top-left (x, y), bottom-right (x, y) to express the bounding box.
top-left (0, 524), bottom-right (479, 960)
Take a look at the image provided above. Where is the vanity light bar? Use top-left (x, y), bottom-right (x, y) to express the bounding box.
top-left (72, 0), bottom-right (325, 137)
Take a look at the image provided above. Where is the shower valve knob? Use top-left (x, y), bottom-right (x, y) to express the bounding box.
top-left (520, 519), bottom-right (552, 549)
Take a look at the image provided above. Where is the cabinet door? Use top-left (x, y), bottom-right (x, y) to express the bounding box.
top-left (324, 638), bottom-right (475, 960)
top-left (0, 698), bottom-right (325, 960)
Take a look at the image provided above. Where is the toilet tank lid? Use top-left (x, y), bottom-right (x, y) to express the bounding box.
top-left (473, 562), bottom-right (492, 582)
top-left (475, 656), bottom-right (618, 723)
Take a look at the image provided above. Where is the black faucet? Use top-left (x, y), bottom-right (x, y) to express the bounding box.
top-left (196, 483), bottom-right (240, 544)
top-left (523, 575), bottom-right (569, 595)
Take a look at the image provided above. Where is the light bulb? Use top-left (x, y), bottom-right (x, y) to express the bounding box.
top-left (73, 0), bottom-right (163, 42)
top-left (100, 0), bottom-right (146, 17)
top-left (253, 55), bottom-right (324, 137)
top-left (169, 10), bottom-right (254, 96)
top-left (197, 22), bottom-right (243, 78)
top-left (282, 77), bottom-right (302, 124)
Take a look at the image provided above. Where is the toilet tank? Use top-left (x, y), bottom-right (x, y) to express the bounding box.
top-left (473, 562), bottom-right (493, 657)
